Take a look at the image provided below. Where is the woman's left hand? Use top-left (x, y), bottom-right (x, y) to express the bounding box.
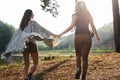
top-left (96, 36), bottom-right (100, 42)
top-left (52, 34), bottom-right (60, 38)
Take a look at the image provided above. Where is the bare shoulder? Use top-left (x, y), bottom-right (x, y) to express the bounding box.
top-left (72, 13), bottom-right (78, 21)
top-left (72, 13), bottom-right (78, 17)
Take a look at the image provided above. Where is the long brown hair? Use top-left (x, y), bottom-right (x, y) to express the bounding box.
top-left (75, 1), bottom-right (88, 15)
top-left (20, 9), bottom-right (33, 31)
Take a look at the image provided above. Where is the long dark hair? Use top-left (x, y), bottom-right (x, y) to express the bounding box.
top-left (20, 9), bottom-right (33, 31)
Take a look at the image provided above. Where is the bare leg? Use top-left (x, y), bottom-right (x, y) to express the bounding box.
top-left (75, 35), bottom-right (83, 69)
top-left (75, 50), bottom-right (82, 79)
top-left (23, 53), bottom-right (30, 78)
top-left (75, 46), bottom-right (82, 70)
top-left (81, 42), bottom-right (91, 80)
top-left (74, 35), bottom-right (83, 79)
top-left (29, 52), bottom-right (38, 76)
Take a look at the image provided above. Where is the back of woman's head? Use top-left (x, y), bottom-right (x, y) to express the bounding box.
top-left (75, 1), bottom-right (87, 14)
top-left (20, 9), bottom-right (33, 31)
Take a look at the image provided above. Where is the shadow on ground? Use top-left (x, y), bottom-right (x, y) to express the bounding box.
top-left (33, 60), bottom-right (69, 80)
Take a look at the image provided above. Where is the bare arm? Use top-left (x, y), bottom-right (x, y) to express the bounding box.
top-left (89, 14), bottom-right (100, 41)
top-left (58, 15), bottom-right (77, 38)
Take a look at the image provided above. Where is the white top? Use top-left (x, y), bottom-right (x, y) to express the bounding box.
top-left (2, 20), bottom-right (60, 61)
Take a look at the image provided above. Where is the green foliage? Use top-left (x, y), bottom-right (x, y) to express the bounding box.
top-left (0, 20), bottom-right (15, 53)
top-left (37, 34), bottom-right (74, 51)
top-left (92, 23), bottom-right (115, 50)
top-left (0, 59), bottom-right (9, 65)
top-left (55, 34), bottom-right (74, 50)
top-left (98, 26), bottom-right (114, 41)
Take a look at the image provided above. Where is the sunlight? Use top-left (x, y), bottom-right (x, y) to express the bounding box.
top-left (56, 0), bottom-right (113, 33)
top-left (84, 0), bottom-right (113, 29)
top-left (0, 0), bottom-right (113, 33)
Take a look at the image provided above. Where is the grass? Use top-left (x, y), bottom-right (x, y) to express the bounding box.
top-left (0, 51), bottom-right (71, 69)
top-left (39, 49), bottom-right (114, 54)
top-left (38, 50), bottom-right (75, 54)
top-left (0, 49), bottom-right (114, 69)
top-left (1, 51), bottom-right (120, 80)
top-left (90, 49), bottom-right (114, 53)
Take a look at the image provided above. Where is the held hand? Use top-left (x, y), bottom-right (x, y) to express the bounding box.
top-left (54, 34), bottom-right (62, 39)
top-left (52, 34), bottom-right (62, 39)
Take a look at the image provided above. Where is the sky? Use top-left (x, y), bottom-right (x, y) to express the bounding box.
top-left (0, 0), bottom-right (113, 34)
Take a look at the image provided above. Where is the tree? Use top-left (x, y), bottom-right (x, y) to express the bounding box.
top-left (40, 0), bottom-right (59, 17)
top-left (40, 0), bottom-right (120, 52)
top-left (0, 21), bottom-right (15, 53)
top-left (112, 0), bottom-right (120, 52)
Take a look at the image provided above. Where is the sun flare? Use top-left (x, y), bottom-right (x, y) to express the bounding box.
top-left (82, 0), bottom-right (113, 28)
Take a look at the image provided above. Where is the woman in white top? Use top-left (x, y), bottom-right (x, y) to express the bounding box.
top-left (20, 9), bottom-right (38, 80)
top-left (2, 9), bottom-right (57, 80)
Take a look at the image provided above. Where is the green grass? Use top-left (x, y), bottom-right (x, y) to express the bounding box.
top-left (0, 49), bottom-right (114, 69)
top-left (90, 49), bottom-right (114, 53)
top-left (39, 50), bottom-right (75, 54)
top-left (0, 52), bottom-right (71, 68)
top-left (0, 58), bottom-right (22, 70)
top-left (0, 59), bottom-right (9, 65)
top-left (39, 49), bottom-right (114, 54)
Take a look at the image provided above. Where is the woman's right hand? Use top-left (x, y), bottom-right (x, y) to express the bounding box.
top-left (52, 34), bottom-right (62, 39)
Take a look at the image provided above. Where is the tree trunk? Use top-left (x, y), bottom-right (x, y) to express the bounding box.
top-left (112, 0), bottom-right (120, 52)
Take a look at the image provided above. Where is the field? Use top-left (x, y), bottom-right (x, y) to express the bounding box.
top-left (0, 50), bottom-right (120, 80)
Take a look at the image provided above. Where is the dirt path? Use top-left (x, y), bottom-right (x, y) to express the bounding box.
top-left (0, 52), bottom-right (120, 80)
